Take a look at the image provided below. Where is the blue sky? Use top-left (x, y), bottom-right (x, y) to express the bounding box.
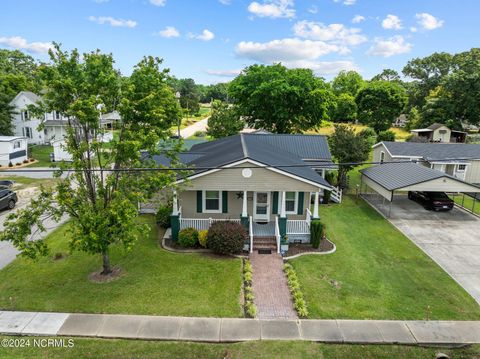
top-left (0, 0), bottom-right (478, 84)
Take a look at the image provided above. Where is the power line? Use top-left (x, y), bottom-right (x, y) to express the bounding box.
top-left (0, 157), bottom-right (475, 173)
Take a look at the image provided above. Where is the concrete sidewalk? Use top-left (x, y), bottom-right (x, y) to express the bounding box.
top-left (1, 311), bottom-right (480, 345)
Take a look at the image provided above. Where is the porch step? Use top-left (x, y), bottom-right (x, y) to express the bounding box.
top-left (253, 236), bottom-right (277, 251)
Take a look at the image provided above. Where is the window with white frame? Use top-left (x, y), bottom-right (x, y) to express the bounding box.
top-left (22, 110), bottom-right (29, 121)
top-left (55, 111), bottom-right (60, 120)
top-left (457, 164), bottom-right (467, 172)
top-left (204, 190), bottom-right (221, 212)
top-left (24, 127), bottom-right (32, 139)
top-left (380, 151), bottom-right (385, 163)
top-left (285, 191), bottom-right (297, 214)
top-left (13, 141), bottom-right (21, 149)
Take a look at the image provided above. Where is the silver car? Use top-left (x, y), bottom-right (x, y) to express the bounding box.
top-left (0, 189), bottom-right (17, 210)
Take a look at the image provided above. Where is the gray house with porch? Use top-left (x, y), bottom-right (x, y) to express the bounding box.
top-left (152, 133), bottom-right (338, 254)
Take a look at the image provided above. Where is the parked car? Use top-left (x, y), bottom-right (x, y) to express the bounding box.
top-left (408, 191), bottom-right (454, 211)
top-left (0, 189), bottom-right (17, 210)
top-left (0, 180), bottom-right (14, 189)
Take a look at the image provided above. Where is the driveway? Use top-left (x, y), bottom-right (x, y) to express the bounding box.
top-left (0, 187), bottom-right (67, 270)
top-left (365, 194), bottom-right (480, 304)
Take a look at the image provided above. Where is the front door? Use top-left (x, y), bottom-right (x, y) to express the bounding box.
top-left (254, 191), bottom-right (270, 222)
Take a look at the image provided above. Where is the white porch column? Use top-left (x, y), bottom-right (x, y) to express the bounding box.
top-left (172, 190), bottom-right (178, 215)
top-left (280, 191), bottom-right (286, 217)
top-left (313, 191), bottom-right (320, 219)
top-left (242, 191), bottom-right (248, 217)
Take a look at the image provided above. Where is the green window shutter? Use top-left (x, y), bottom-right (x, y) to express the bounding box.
top-left (297, 192), bottom-right (304, 215)
top-left (196, 191), bottom-right (203, 213)
top-left (272, 192), bottom-right (279, 214)
top-left (222, 191), bottom-right (228, 213)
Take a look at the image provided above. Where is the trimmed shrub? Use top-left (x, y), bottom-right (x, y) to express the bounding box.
top-left (377, 130), bottom-right (396, 143)
top-left (8, 162), bottom-right (13, 167)
top-left (178, 227), bottom-right (198, 247)
top-left (310, 221), bottom-right (324, 249)
top-left (246, 302), bottom-right (257, 318)
top-left (207, 221), bottom-right (247, 255)
top-left (29, 158), bottom-right (35, 162)
top-left (156, 204), bottom-right (172, 228)
top-left (194, 130), bottom-right (206, 137)
top-left (283, 263), bottom-right (309, 318)
top-left (23, 159), bottom-right (29, 164)
top-left (198, 230), bottom-right (208, 248)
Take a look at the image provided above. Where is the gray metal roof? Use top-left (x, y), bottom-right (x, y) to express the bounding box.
top-left (360, 162), bottom-right (464, 191)
top-left (381, 141), bottom-right (480, 161)
top-left (151, 134), bottom-right (333, 189)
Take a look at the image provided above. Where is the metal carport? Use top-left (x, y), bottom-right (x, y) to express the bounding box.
top-left (359, 162), bottom-right (480, 217)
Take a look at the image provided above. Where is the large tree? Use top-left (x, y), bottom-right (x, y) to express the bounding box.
top-left (331, 70), bottom-right (365, 97)
top-left (328, 124), bottom-right (370, 189)
top-left (207, 101), bottom-right (243, 139)
top-left (332, 93), bottom-right (357, 123)
top-left (229, 64), bottom-right (335, 133)
top-left (356, 81), bottom-right (407, 133)
top-left (0, 45), bottom-right (181, 275)
top-left (168, 77), bottom-right (200, 115)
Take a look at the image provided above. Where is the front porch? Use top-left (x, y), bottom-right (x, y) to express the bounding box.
top-left (171, 189), bottom-right (322, 254)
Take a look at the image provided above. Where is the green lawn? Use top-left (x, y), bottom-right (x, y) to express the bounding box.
top-left (293, 196), bottom-right (480, 320)
top-left (27, 145), bottom-right (55, 167)
top-left (0, 216), bottom-right (242, 317)
top-left (450, 193), bottom-right (480, 216)
top-left (1, 338), bottom-right (478, 359)
top-left (308, 123), bottom-right (411, 141)
top-left (0, 175), bottom-right (57, 190)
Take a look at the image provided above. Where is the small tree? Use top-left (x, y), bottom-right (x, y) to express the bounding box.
top-left (328, 124), bottom-right (370, 188)
top-left (377, 130), bottom-right (396, 143)
top-left (356, 81), bottom-right (407, 133)
top-left (0, 45), bottom-right (181, 276)
top-left (207, 101), bottom-right (244, 138)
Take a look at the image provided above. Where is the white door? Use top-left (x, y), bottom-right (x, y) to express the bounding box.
top-left (253, 192), bottom-right (270, 222)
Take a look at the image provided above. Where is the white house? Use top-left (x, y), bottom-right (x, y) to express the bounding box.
top-left (9, 91), bottom-right (69, 145)
top-left (0, 136), bottom-right (28, 166)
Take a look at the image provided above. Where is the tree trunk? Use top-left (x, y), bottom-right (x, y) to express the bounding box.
top-left (101, 250), bottom-right (112, 275)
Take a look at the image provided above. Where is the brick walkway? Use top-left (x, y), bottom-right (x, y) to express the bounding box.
top-left (249, 252), bottom-right (298, 319)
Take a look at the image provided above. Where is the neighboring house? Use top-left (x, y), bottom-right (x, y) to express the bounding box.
top-left (410, 123), bottom-right (467, 143)
top-left (9, 91), bottom-right (70, 145)
top-left (10, 91), bottom-right (116, 145)
top-left (149, 133), bottom-right (338, 253)
top-left (373, 141), bottom-right (480, 183)
top-left (393, 114), bottom-right (407, 128)
top-left (0, 136), bottom-right (28, 166)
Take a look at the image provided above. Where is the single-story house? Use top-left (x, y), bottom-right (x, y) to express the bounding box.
top-left (0, 136), bottom-right (28, 166)
top-left (373, 141), bottom-right (480, 183)
top-left (410, 123), bottom-right (467, 143)
top-left (149, 133), bottom-right (339, 253)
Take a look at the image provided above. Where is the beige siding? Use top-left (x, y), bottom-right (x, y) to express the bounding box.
top-left (361, 175), bottom-right (393, 201)
top-left (182, 162), bottom-right (322, 192)
top-left (432, 126), bottom-right (451, 142)
top-left (373, 144), bottom-right (394, 164)
top-left (465, 160), bottom-right (480, 184)
top-left (179, 190), bottom-right (310, 220)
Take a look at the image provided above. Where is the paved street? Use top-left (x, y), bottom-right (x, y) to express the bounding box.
top-left (1, 310), bottom-right (479, 344)
top-left (179, 117), bottom-right (209, 139)
top-left (365, 194), bottom-right (480, 304)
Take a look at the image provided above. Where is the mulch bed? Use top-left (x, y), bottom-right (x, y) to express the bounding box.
top-left (286, 239), bottom-right (334, 257)
top-left (88, 266), bottom-right (123, 283)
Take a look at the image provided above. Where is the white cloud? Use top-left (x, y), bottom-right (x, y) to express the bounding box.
top-left (236, 38), bottom-right (343, 63)
top-left (0, 36), bottom-right (53, 54)
top-left (247, 0), bottom-right (295, 19)
top-left (205, 69), bottom-right (241, 77)
top-left (334, 0), bottom-right (356, 5)
top-left (382, 14), bottom-right (402, 30)
top-left (410, 26), bottom-right (418, 33)
top-left (88, 16), bottom-right (137, 28)
top-left (149, 0), bottom-right (166, 6)
top-left (367, 35), bottom-right (412, 57)
top-left (190, 29), bottom-right (215, 41)
top-left (352, 15), bottom-right (365, 24)
top-left (415, 13), bottom-right (444, 30)
top-left (293, 21), bottom-right (367, 46)
top-left (308, 5), bottom-right (318, 14)
top-left (219, 0), bottom-right (231, 4)
top-left (157, 26), bottom-right (180, 38)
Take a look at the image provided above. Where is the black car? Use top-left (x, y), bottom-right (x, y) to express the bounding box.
top-left (0, 189), bottom-right (17, 210)
top-left (0, 180), bottom-right (14, 189)
top-left (408, 191), bottom-right (454, 211)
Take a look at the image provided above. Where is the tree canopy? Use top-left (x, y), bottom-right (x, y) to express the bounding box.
top-left (229, 63), bottom-right (335, 133)
top-left (331, 70), bottom-right (365, 97)
top-left (207, 101), bottom-right (243, 139)
top-left (356, 81), bottom-right (407, 133)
